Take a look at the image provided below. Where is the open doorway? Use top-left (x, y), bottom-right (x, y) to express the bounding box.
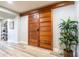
top-left (1, 20), bottom-right (8, 41)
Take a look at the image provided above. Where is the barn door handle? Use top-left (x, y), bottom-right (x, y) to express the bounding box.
top-left (37, 28), bottom-right (39, 31)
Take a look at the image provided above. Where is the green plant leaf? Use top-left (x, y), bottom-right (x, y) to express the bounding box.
top-left (59, 18), bottom-right (79, 51)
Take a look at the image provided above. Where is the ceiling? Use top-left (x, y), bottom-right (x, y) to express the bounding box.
top-left (0, 1), bottom-right (58, 14)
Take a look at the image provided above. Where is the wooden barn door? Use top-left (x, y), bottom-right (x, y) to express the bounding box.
top-left (39, 9), bottom-right (52, 50)
top-left (28, 10), bottom-right (52, 50)
top-left (28, 12), bottom-right (40, 47)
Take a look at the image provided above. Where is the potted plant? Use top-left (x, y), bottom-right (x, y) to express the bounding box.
top-left (59, 18), bottom-right (78, 57)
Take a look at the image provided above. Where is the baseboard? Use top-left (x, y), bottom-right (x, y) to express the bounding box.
top-left (53, 47), bottom-right (63, 54)
top-left (19, 41), bottom-right (28, 45)
top-left (7, 41), bottom-right (18, 44)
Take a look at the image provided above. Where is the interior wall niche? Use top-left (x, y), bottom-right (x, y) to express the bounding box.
top-left (1, 20), bottom-right (8, 41)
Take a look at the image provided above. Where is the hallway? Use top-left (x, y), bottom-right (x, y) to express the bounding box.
top-left (0, 1), bottom-right (79, 57)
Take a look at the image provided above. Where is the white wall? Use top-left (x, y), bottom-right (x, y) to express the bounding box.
top-left (19, 16), bottom-right (28, 44)
top-left (52, 5), bottom-right (76, 53)
top-left (74, 1), bottom-right (79, 57)
top-left (7, 16), bottom-right (20, 43)
top-left (0, 21), bottom-right (1, 40)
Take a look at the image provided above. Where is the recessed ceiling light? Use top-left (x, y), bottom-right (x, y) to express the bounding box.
top-left (7, 1), bottom-right (13, 4)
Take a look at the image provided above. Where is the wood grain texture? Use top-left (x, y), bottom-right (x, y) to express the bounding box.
top-left (28, 9), bottom-right (52, 50)
top-left (40, 17), bottom-right (51, 22)
top-left (40, 22), bottom-right (51, 26)
top-left (28, 12), bottom-right (40, 47)
top-left (40, 43), bottom-right (51, 49)
top-left (39, 10), bottom-right (52, 50)
top-left (40, 27), bottom-right (51, 31)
